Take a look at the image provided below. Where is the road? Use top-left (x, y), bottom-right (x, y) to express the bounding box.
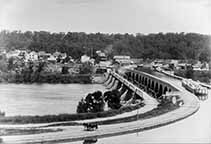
top-left (1, 73), bottom-right (200, 144)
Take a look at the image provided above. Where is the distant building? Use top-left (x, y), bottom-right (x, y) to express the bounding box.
top-left (6, 50), bottom-right (21, 58)
top-left (130, 58), bottom-right (143, 64)
top-left (192, 61), bottom-right (209, 71)
top-left (53, 51), bottom-right (61, 59)
top-left (25, 51), bottom-right (38, 62)
top-left (47, 55), bottom-right (57, 63)
top-left (45, 63), bottom-right (62, 73)
top-left (176, 63), bottom-right (191, 70)
top-left (53, 51), bottom-right (67, 62)
top-left (113, 55), bottom-right (133, 66)
top-left (38, 51), bottom-right (51, 60)
top-left (96, 50), bottom-right (107, 61)
top-left (81, 54), bottom-right (90, 63)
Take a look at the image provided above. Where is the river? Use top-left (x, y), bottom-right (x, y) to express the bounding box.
top-left (0, 84), bottom-right (106, 116)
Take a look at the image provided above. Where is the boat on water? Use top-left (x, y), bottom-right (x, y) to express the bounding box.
top-left (182, 79), bottom-right (208, 97)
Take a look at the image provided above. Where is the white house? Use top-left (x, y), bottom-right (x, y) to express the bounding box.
top-left (25, 51), bottom-right (38, 61)
top-left (47, 55), bottom-right (57, 63)
top-left (6, 50), bottom-right (21, 58)
top-left (81, 54), bottom-right (90, 63)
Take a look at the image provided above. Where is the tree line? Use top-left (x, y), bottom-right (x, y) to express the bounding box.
top-left (0, 30), bottom-right (210, 61)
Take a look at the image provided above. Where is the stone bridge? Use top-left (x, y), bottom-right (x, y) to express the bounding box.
top-left (104, 69), bottom-right (183, 105)
top-left (125, 69), bottom-right (179, 99)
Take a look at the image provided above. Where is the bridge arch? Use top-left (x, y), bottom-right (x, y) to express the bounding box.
top-left (148, 79), bottom-right (151, 88)
top-left (139, 75), bottom-right (142, 82)
top-left (158, 84), bottom-right (163, 98)
top-left (144, 77), bottom-right (148, 85)
top-left (141, 76), bottom-right (144, 84)
top-left (155, 82), bottom-right (159, 93)
top-left (164, 86), bottom-right (168, 95)
top-left (151, 80), bottom-right (155, 90)
top-left (136, 74), bottom-right (139, 82)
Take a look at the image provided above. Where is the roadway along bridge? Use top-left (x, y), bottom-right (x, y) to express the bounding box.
top-left (1, 70), bottom-right (200, 144)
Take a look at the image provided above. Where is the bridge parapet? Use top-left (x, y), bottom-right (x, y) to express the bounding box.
top-left (110, 71), bottom-right (143, 98)
top-left (124, 69), bottom-right (182, 99)
top-left (105, 69), bottom-right (187, 106)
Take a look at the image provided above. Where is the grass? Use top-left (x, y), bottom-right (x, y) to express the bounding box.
top-left (0, 103), bottom-right (145, 124)
top-left (0, 128), bottom-right (62, 136)
top-left (95, 102), bottom-right (179, 125)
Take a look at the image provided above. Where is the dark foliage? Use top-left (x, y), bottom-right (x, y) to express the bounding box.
top-left (0, 31), bottom-right (210, 61)
top-left (77, 91), bottom-right (105, 113)
top-left (0, 103), bottom-right (145, 124)
top-left (104, 90), bottom-right (122, 109)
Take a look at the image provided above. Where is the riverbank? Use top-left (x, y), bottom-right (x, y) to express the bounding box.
top-left (0, 127), bottom-right (62, 136)
top-left (0, 73), bottom-right (92, 84)
top-left (0, 103), bottom-right (145, 124)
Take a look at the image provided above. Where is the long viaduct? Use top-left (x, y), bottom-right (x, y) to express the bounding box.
top-left (105, 69), bottom-right (182, 105)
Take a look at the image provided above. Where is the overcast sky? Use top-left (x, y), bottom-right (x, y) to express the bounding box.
top-left (0, 0), bottom-right (211, 34)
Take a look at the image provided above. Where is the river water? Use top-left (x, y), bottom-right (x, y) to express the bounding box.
top-left (0, 84), bottom-right (106, 116)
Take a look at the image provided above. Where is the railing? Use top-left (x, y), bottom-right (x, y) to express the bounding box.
top-left (109, 70), bottom-right (183, 100)
top-left (110, 71), bottom-right (143, 98)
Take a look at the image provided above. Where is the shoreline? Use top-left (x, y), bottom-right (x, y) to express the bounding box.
top-left (0, 73), bottom-right (93, 84)
top-left (0, 103), bottom-right (145, 125)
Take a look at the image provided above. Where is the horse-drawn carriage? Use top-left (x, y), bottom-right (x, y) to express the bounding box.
top-left (83, 123), bottom-right (98, 131)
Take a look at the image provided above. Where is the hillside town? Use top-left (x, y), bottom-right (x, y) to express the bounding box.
top-left (0, 48), bottom-right (210, 84)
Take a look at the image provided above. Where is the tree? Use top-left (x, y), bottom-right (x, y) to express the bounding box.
top-left (104, 90), bottom-right (121, 110)
top-left (1, 30), bottom-right (210, 62)
top-left (76, 91), bottom-right (105, 113)
top-left (185, 65), bottom-right (194, 79)
top-left (8, 57), bottom-right (15, 70)
top-left (79, 62), bottom-right (93, 74)
top-left (61, 66), bottom-right (69, 74)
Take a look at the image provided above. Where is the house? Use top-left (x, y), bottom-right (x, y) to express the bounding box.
top-left (25, 51), bottom-right (38, 62)
top-left (38, 51), bottom-right (51, 60)
top-left (53, 51), bottom-right (61, 59)
top-left (47, 55), bottom-right (57, 63)
top-left (113, 55), bottom-right (133, 66)
top-left (176, 63), bottom-right (191, 70)
top-left (201, 62), bottom-right (209, 71)
top-left (60, 53), bottom-right (67, 59)
top-left (6, 50), bottom-right (21, 58)
top-left (53, 51), bottom-right (68, 62)
top-left (81, 54), bottom-right (90, 63)
top-left (44, 63), bottom-right (62, 73)
top-left (96, 50), bottom-right (107, 61)
top-left (192, 61), bottom-right (202, 71)
top-left (192, 61), bottom-right (209, 71)
top-left (131, 58), bottom-right (143, 65)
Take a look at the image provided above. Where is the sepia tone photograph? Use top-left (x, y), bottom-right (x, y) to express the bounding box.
top-left (0, 0), bottom-right (210, 143)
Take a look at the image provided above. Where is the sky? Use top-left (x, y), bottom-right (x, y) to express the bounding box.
top-left (0, 0), bottom-right (211, 34)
